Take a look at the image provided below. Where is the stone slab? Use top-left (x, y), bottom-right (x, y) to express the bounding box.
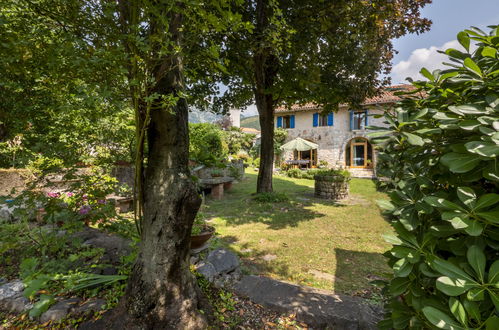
top-left (40, 298), bottom-right (81, 323)
top-left (206, 248), bottom-right (239, 274)
top-left (233, 275), bottom-right (382, 329)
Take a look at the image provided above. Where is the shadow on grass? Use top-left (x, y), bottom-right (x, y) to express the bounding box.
top-left (204, 171), bottom-right (347, 230)
top-left (334, 248), bottom-right (390, 296)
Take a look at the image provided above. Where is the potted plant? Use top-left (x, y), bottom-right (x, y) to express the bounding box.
top-left (210, 168), bottom-right (224, 178)
top-left (190, 212), bottom-right (215, 249)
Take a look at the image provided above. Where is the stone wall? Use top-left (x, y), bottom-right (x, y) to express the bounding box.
top-left (276, 106), bottom-right (390, 168)
top-left (314, 176), bottom-right (349, 200)
top-left (0, 169), bottom-right (33, 196)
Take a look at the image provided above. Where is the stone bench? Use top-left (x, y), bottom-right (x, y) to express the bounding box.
top-left (199, 177), bottom-right (234, 200)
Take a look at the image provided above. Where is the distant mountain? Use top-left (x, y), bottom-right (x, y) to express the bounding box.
top-left (240, 115), bottom-right (260, 130)
top-left (188, 108), bottom-right (222, 123)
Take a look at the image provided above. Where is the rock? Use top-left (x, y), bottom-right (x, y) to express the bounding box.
top-left (73, 227), bottom-right (132, 264)
top-left (40, 298), bottom-right (81, 323)
top-left (206, 248), bottom-right (239, 274)
top-left (190, 243), bottom-right (210, 255)
top-left (0, 280), bottom-right (24, 301)
top-left (73, 299), bottom-right (106, 315)
top-left (0, 280), bottom-right (32, 313)
top-left (233, 275), bottom-right (382, 329)
top-left (2, 295), bottom-right (32, 314)
top-left (196, 262), bottom-right (217, 281)
top-left (190, 255), bottom-right (199, 265)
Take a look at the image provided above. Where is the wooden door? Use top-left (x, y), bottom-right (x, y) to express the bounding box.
top-left (350, 141), bottom-right (367, 168)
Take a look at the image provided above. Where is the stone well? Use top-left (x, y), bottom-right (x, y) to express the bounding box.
top-left (314, 175), bottom-right (349, 200)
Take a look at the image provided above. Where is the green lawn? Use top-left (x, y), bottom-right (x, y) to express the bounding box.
top-left (203, 168), bottom-right (393, 296)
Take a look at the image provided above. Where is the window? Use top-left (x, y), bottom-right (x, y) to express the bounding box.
top-left (277, 115), bottom-right (295, 129)
top-left (313, 113), bottom-right (334, 127)
top-left (350, 110), bottom-right (368, 130)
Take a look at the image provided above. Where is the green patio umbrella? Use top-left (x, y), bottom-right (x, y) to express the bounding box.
top-left (280, 137), bottom-right (318, 151)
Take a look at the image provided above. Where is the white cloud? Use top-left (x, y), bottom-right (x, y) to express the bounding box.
top-left (392, 40), bottom-right (465, 83)
top-left (242, 104), bottom-right (258, 117)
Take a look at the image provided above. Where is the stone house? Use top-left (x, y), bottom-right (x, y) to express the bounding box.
top-left (275, 85), bottom-right (413, 177)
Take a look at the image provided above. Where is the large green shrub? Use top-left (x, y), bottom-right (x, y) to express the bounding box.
top-left (372, 26), bottom-right (499, 329)
top-left (189, 123), bottom-right (228, 166)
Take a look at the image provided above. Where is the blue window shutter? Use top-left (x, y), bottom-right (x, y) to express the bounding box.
top-left (290, 115), bottom-right (295, 128)
top-left (313, 113), bottom-right (318, 127)
top-left (365, 110), bottom-right (369, 127)
top-left (349, 111), bottom-right (353, 131)
top-left (327, 113), bottom-right (334, 126)
top-left (277, 116), bottom-right (282, 128)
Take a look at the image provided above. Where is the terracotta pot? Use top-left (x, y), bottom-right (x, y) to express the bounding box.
top-left (190, 226), bottom-right (215, 249)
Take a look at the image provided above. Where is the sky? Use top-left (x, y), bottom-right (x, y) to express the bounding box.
top-left (242, 0), bottom-right (499, 116)
top-left (391, 0), bottom-right (499, 83)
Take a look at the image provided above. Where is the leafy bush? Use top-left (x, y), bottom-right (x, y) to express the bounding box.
top-left (371, 26), bottom-right (499, 330)
top-left (285, 168), bottom-right (350, 180)
top-left (189, 123), bottom-right (229, 166)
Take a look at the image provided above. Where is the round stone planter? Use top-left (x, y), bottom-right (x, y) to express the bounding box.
top-left (314, 175), bottom-right (350, 200)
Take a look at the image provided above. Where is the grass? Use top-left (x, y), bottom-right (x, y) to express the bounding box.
top-left (203, 168), bottom-right (393, 296)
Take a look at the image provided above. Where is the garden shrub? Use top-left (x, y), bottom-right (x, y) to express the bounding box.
top-left (371, 26), bottom-right (499, 329)
top-left (189, 123), bottom-right (228, 166)
top-left (285, 168), bottom-right (350, 180)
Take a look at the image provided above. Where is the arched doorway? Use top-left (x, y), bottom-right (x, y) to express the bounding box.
top-left (345, 138), bottom-right (373, 168)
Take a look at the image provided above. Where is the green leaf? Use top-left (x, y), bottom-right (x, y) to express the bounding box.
top-left (28, 294), bottom-right (55, 318)
top-left (450, 104), bottom-right (488, 115)
top-left (377, 199), bottom-right (395, 212)
top-left (420, 68), bottom-right (434, 81)
top-left (383, 234), bottom-right (403, 246)
top-left (456, 187), bottom-right (476, 208)
top-left (463, 299), bottom-right (480, 322)
top-left (436, 276), bottom-right (476, 296)
top-left (488, 260), bottom-right (499, 285)
top-left (463, 218), bottom-right (484, 236)
top-left (393, 258), bottom-right (413, 277)
top-left (390, 277), bottom-right (411, 296)
top-left (467, 245), bottom-right (486, 281)
top-left (440, 152), bottom-right (481, 173)
top-left (483, 163), bottom-right (499, 182)
top-left (457, 31), bottom-right (470, 52)
top-left (431, 258), bottom-right (477, 283)
top-left (402, 132), bottom-right (425, 146)
top-left (489, 291), bottom-right (499, 311)
top-left (476, 206), bottom-right (499, 223)
top-left (424, 196), bottom-right (464, 211)
top-left (422, 306), bottom-right (464, 329)
top-left (467, 287), bottom-right (485, 301)
top-left (464, 57), bottom-right (482, 76)
top-left (475, 194), bottom-right (499, 210)
top-left (449, 297), bottom-right (467, 326)
top-left (482, 46), bottom-right (497, 58)
top-left (485, 316), bottom-right (499, 330)
top-left (465, 141), bottom-right (499, 158)
top-left (458, 120), bottom-right (481, 131)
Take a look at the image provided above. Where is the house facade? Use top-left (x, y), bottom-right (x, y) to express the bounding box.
top-left (275, 85), bottom-right (412, 177)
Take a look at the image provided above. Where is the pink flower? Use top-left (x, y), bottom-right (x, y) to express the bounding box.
top-left (82, 194), bottom-right (88, 201)
top-left (79, 205), bottom-right (91, 215)
top-left (98, 199), bottom-right (106, 204)
top-left (47, 192), bottom-right (60, 198)
top-left (66, 192), bottom-right (74, 197)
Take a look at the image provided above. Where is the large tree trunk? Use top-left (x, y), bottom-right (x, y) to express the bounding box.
top-left (254, 0), bottom-right (278, 193)
top-left (122, 10), bottom-right (207, 329)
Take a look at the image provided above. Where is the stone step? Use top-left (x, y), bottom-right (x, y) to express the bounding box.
top-left (348, 168), bottom-right (375, 178)
top-left (232, 275), bottom-right (382, 329)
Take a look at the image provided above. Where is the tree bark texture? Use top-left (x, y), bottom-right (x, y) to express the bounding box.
top-left (122, 10), bottom-right (206, 330)
top-left (254, 0), bottom-right (278, 193)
